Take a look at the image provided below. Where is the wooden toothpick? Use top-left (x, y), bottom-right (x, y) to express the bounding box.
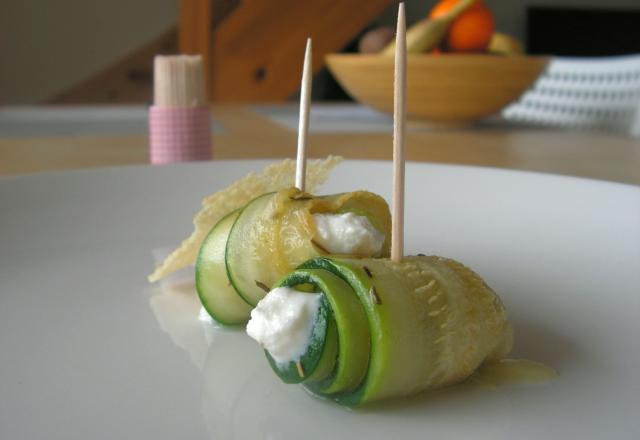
top-left (391, 3), bottom-right (406, 262)
top-left (296, 38), bottom-right (312, 192)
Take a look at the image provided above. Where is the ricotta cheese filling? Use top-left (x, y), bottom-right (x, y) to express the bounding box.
top-left (246, 287), bottom-right (322, 364)
top-left (313, 212), bottom-right (385, 256)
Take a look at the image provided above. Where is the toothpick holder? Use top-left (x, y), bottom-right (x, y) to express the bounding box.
top-left (149, 54), bottom-right (212, 164)
top-left (149, 105), bottom-right (212, 164)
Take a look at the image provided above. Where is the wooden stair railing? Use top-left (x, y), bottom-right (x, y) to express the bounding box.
top-left (180, 0), bottom-right (396, 101)
top-left (51, 0), bottom-right (395, 103)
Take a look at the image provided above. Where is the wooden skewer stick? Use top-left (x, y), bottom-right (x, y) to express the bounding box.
top-left (295, 38), bottom-right (313, 192)
top-left (391, 3), bottom-right (407, 262)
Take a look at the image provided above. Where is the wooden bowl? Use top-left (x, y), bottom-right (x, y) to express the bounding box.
top-left (326, 54), bottom-right (549, 123)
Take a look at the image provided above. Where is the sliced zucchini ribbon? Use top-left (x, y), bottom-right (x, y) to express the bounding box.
top-left (196, 188), bottom-right (391, 325)
top-left (266, 255), bottom-right (513, 406)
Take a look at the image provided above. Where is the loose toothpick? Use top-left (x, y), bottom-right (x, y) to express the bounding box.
top-left (391, 3), bottom-right (406, 262)
top-left (295, 38), bottom-right (313, 192)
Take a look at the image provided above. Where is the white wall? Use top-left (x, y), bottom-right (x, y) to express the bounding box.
top-left (0, 0), bottom-right (177, 104)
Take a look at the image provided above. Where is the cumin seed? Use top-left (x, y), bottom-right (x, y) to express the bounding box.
top-left (295, 361), bottom-right (305, 377)
top-left (370, 286), bottom-right (382, 305)
top-left (255, 280), bottom-right (270, 293)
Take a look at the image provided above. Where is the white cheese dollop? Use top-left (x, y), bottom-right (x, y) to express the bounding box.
top-left (246, 287), bottom-right (321, 364)
top-left (313, 212), bottom-right (385, 256)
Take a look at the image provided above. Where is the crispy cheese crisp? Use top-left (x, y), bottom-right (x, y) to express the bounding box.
top-left (148, 156), bottom-right (343, 282)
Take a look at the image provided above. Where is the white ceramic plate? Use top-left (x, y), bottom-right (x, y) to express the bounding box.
top-left (1, 161), bottom-right (639, 439)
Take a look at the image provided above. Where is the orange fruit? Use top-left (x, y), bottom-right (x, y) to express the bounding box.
top-left (429, 0), bottom-right (495, 53)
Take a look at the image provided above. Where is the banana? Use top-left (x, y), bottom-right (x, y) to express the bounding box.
top-left (488, 32), bottom-right (524, 55)
top-left (382, 0), bottom-right (475, 55)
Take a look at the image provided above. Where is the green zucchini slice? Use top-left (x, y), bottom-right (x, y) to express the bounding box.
top-left (195, 210), bottom-right (252, 325)
top-left (225, 192), bottom-right (276, 306)
top-left (265, 293), bottom-right (331, 384)
top-left (262, 255), bottom-right (513, 406)
top-left (267, 269), bottom-right (370, 391)
top-left (225, 188), bottom-right (392, 307)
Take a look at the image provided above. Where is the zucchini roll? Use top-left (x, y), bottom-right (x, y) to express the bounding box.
top-left (196, 188), bottom-right (391, 325)
top-left (246, 255), bottom-right (513, 405)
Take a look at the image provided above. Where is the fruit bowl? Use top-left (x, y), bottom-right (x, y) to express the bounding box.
top-left (325, 54), bottom-right (549, 124)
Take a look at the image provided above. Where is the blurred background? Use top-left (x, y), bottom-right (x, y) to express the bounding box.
top-left (2, 0), bottom-right (639, 183)
top-left (2, 0), bottom-right (640, 105)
